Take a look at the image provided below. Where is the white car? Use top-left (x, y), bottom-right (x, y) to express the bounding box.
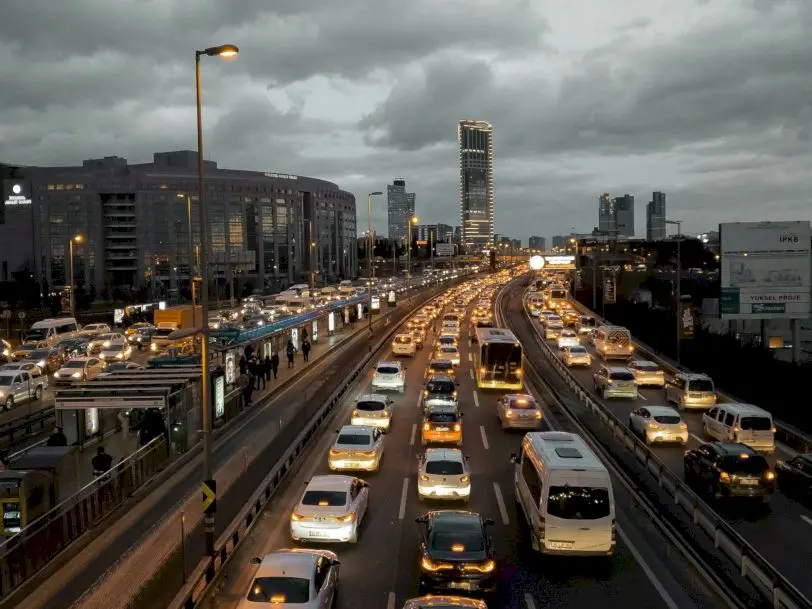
top-left (371, 361), bottom-right (405, 393)
top-left (629, 405), bottom-right (688, 445)
top-left (99, 342), bottom-right (132, 361)
top-left (90, 332), bottom-right (126, 352)
top-left (53, 357), bottom-right (106, 383)
top-left (417, 448), bottom-right (471, 501)
top-left (241, 548), bottom-right (339, 608)
top-left (544, 322), bottom-right (563, 340)
top-left (392, 333), bottom-right (417, 357)
top-left (557, 329), bottom-right (580, 349)
top-left (290, 475), bottom-right (369, 543)
top-left (80, 323), bottom-right (111, 336)
top-left (561, 345), bottom-right (592, 367)
top-left (627, 360), bottom-right (666, 388)
top-left (434, 344), bottom-right (461, 367)
top-left (496, 394), bottom-right (543, 429)
top-left (328, 425), bottom-right (385, 472)
top-left (351, 394), bottom-right (393, 431)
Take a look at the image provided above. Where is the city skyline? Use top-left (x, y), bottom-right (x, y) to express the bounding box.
top-left (0, 2), bottom-right (809, 241)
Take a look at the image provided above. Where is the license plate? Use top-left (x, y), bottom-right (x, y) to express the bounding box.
top-left (740, 479), bottom-right (758, 486)
top-left (436, 427), bottom-right (448, 431)
top-left (548, 541), bottom-right (574, 549)
top-left (448, 581), bottom-right (473, 590)
top-left (309, 530), bottom-right (328, 538)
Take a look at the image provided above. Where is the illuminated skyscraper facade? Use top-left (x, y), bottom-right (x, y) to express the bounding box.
top-left (458, 120), bottom-right (494, 251)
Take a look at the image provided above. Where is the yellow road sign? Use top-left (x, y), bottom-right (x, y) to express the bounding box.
top-left (202, 480), bottom-right (216, 513)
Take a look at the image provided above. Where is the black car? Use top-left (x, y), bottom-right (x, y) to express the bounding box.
top-left (421, 375), bottom-right (458, 413)
top-left (776, 453), bottom-right (812, 502)
top-left (58, 337), bottom-right (92, 358)
top-left (684, 442), bottom-right (775, 503)
top-left (129, 327), bottom-right (157, 349)
top-left (416, 510), bottom-right (496, 596)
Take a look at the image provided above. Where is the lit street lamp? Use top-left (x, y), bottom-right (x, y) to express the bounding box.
top-left (407, 215), bottom-right (419, 280)
top-left (367, 192), bottom-right (383, 336)
top-left (69, 234), bottom-right (84, 318)
top-left (195, 41), bottom-right (239, 570)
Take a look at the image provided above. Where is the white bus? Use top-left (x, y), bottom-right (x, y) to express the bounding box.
top-left (594, 325), bottom-right (634, 360)
top-left (338, 280), bottom-right (357, 297)
top-left (474, 327), bottom-right (523, 390)
top-left (25, 318), bottom-right (81, 346)
top-left (511, 431), bottom-right (615, 556)
top-left (274, 294), bottom-right (309, 314)
top-left (320, 287), bottom-right (338, 301)
top-left (289, 284), bottom-right (311, 298)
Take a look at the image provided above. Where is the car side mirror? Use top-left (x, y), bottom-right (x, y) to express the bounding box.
top-left (510, 453), bottom-right (519, 464)
top-left (331, 559), bottom-right (341, 567)
top-left (250, 556), bottom-right (261, 564)
top-left (484, 518), bottom-right (495, 526)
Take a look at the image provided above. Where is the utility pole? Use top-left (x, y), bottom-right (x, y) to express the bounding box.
top-left (666, 219), bottom-right (683, 364)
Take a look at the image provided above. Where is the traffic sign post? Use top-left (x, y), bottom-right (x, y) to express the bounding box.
top-left (202, 479), bottom-right (216, 515)
top-left (202, 479), bottom-right (216, 579)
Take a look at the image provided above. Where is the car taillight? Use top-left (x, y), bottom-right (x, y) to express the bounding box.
top-left (453, 424), bottom-right (461, 432)
top-left (423, 423), bottom-right (431, 431)
top-left (611, 519), bottom-right (616, 542)
top-left (420, 474), bottom-right (429, 481)
top-left (538, 516), bottom-right (546, 540)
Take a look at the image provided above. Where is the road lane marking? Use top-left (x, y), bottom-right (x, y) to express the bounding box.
top-left (616, 525), bottom-right (679, 609)
top-left (469, 368), bottom-right (474, 380)
top-left (801, 515), bottom-right (812, 528)
top-left (636, 392), bottom-right (647, 401)
top-left (524, 594), bottom-right (537, 609)
top-left (493, 482), bottom-right (510, 525)
top-left (410, 423), bottom-right (416, 446)
top-left (689, 433), bottom-right (705, 444)
top-left (398, 478), bottom-right (409, 519)
top-left (473, 391), bottom-right (479, 408)
top-left (479, 425), bottom-right (489, 450)
top-left (387, 591), bottom-right (396, 609)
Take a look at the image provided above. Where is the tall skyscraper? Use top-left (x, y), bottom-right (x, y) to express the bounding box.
top-left (598, 193), bottom-right (614, 233)
top-left (387, 178), bottom-right (415, 243)
top-left (551, 235), bottom-right (568, 249)
top-left (529, 236), bottom-right (546, 250)
top-left (597, 193), bottom-right (634, 236)
top-left (646, 191), bottom-right (666, 241)
top-left (458, 120), bottom-right (494, 251)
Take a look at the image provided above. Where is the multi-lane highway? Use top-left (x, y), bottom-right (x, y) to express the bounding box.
top-left (514, 287), bottom-right (812, 600)
top-left (214, 278), bottom-right (722, 609)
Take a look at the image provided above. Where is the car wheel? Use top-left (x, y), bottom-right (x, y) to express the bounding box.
top-left (34, 386), bottom-right (42, 400)
top-left (349, 525), bottom-right (359, 543)
top-left (2, 396), bottom-right (11, 411)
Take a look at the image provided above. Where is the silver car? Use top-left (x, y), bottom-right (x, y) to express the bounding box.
top-left (240, 548), bottom-right (339, 608)
top-left (496, 394), bottom-right (543, 429)
top-left (593, 366), bottom-right (638, 400)
top-left (402, 596), bottom-right (487, 609)
top-left (417, 448), bottom-right (471, 501)
top-left (627, 360), bottom-right (665, 388)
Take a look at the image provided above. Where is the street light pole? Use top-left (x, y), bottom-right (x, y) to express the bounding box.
top-left (68, 234), bottom-right (83, 318)
top-left (666, 219), bottom-right (683, 364)
top-left (308, 218), bottom-right (316, 292)
top-left (195, 42), bottom-right (239, 569)
top-left (367, 192), bottom-right (382, 335)
top-left (407, 215), bottom-right (419, 280)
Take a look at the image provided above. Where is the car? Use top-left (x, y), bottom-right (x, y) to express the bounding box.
top-left (420, 376), bottom-right (458, 412)
top-left (328, 425), bottom-right (385, 472)
top-left (417, 448), bottom-right (471, 502)
top-left (593, 366), bottom-right (638, 400)
top-left (0, 369), bottom-right (47, 410)
top-left (421, 404), bottom-right (463, 446)
top-left (290, 475), bottom-right (369, 543)
top-left (627, 360), bottom-right (665, 388)
top-left (392, 333), bottom-right (417, 357)
top-left (89, 332), bottom-right (127, 353)
top-left (426, 359), bottom-right (456, 380)
top-left (416, 510), bottom-right (497, 596)
top-left (775, 453), bottom-right (812, 500)
top-left (411, 327), bottom-right (426, 349)
top-left (129, 327), bottom-right (157, 349)
top-left (351, 394), bottom-right (393, 431)
top-left (21, 349), bottom-right (63, 374)
top-left (434, 344), bottom-right (461, 367)
top-left (80, 323), bottom-right (111, 336)
top-left (556, 329), bottom-right (580, 349)
top-left (53, 357), bottom-right (106, 383)
top-left (0, 361), bottom-right (45, 379)
top-left (544, 321), bottom-right (563, 340)
top-left (10, 341), bottom-right (47, 361)
top-left (125, 322), bottom-right (156, 339)
top-left (562, 310), bottom-right (580, 327)
top-left (57, 336), bottom-right (92, 358)
top-left (576, 315), bottom-right (598, 336)
top-left (561, 345), bottom-right (591, 367)
top-left (99, 361), bottom-right (145, 374)
top-left (496, 394), bottom-right (543, 430)
top-left (684, 442), bottom-right (775, 504)
top-left (371, 361), bottom-right (405, 393)
top-left (99, 342), bottom-right (132, 361)
top-left (437, 334), bottom-right (458, 349)
top-left (628, 406), bottom-right (687, 444)
top-left (241, 548), bottom-right (339, 608)
top-left (402, 596), bottom-right (487, 609)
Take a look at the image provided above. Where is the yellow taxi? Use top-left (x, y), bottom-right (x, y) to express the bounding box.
top-left (421, 404), bottom-right (463, 446)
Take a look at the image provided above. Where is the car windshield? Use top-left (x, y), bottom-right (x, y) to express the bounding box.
top-left (16, 344), bottom-right (38, 352)
top-left (570, 346), bottom-right (588, 354)
top-left (547, 486), bottom-right (611, 520)
top-left (508, 398), bottom-right (535, 409)
top-left (580, 317), bottom-right (596, 327)
top-left (439, 337), bottom-right (455, 345)
top-left (427, 380), bottom-right (454, 393)
top-left (740, 416), bottom-right (772, 431)
top-left (301, 490), bottom-right (347, 506)
top-left (609, 371), bottom-right (635, 381)
top-left (440, 346), bottom-right (456, 353)
top-left (427, 412), bottom-right (457, 423)
top-left (63, 361), bottom-right (86, 369)
top-left (431, 362), bottom-right (452, 372)
top-left (395, 336), bottom-right (412, 344)
top-left (721, 454), bottom-right (769, 474)
top-left (154, 328), bottom-right (174, 338)
top-left (247, 576), bottom-right (310, 603)
top-left (337, 434), bottom-right (372, 446)
top-left (634, 362), bottom-right (660, 372)
top-left (0, 377), bottom-right (12, 386)
top-left (653, 415), bottom-right (681, 425)
top-left (106, 344), bottom-right (125, 351)
top-left (377, 366), bottom-right (399, 375)
top-left (356, 401), bottom-right (385, 411)
top-left (430, 529), bottom-right (484, 552)
top-left (24, 330), bottom-right (47, 341)
top-left (688, 379), bottom-right (714, 392)
top-left (426, 460), bottom-right (464, 475)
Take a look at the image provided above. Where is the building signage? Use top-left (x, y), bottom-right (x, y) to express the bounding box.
top-left (435, 243), bottom-right (455, 257)
top-left (3, 181), bottom-right (32, 206)
top-left (719, 221), bottom-right (811, 320)
top-left (542, 255), bottom-right (576, 271)
top-left (214, 375), bottom-right (225, 418)
top-left (679, 303), bottom-right (695, 339)
top-left (264, 172), bottom-right (298, 180)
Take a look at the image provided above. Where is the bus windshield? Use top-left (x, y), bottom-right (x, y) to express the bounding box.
top-left (550, 289), bottom-right (567, 299)
top-left (482, 343), bottom-right (522, 378)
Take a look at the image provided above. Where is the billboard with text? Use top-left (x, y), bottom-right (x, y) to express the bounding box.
top-left (435, 243), bottom-right (455, 257)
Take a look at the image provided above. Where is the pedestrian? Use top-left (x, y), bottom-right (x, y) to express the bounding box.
top-left (264, 354), bottom-right (272, 382)
top-left (286, 340), bottom-right (295, 368)
top-left (253, 357), bottom-right (265, 390)
top-left (238, 355), bottom-right (247, 376)
top-left (302, 327), bottom-right (308, 342)
top-left (117, 410), bottom-right (130, 437)
top-left (243, 373), bottom-right (254, 407)
top-left (46, 426), bottom-right (68, 446)
top-left (302, 339), bottom-right (311, 362)
top-left (91, 446), bottom-right (113, 476)
top-left (271, 351), bottom-right (280, 379)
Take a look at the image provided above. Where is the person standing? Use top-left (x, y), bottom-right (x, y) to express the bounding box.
top-left (302, 339), bottom-right (311, 362)
top-left (263, 354), bottom-right (272, 383)
top-left (238, 355), bottom-right (247, 376)
top-left (286, 340), bottom-right (295, 368)
top-left (46, 426), bottom-right (68, 446)
top-left (270, 351), bottom-right (280, 379)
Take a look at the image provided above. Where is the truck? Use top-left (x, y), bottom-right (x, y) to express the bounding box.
top-left (0, 369), bottom-right (48, 410)
top-left (152, 305), bottom-right (202, 330)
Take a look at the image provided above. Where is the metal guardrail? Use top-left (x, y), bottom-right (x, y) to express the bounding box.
top-left (565, 298), bottom-right (812, 453)
top-left (169, 280), bottom-right (460, 609)
top-left (0, 408), bottom-right (55, 451)
top-left (520, 291), bottom-right (811, 609)
top-left (0, 436), bottom-right (169, 599)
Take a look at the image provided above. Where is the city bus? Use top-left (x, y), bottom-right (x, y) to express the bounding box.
top-left (474, 327), bottom-right (523, 390)
top-left (546, 285), bottom-right (568, 311)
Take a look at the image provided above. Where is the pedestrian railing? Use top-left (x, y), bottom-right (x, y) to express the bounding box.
top-left (0, 435), bottom-right (169, 599)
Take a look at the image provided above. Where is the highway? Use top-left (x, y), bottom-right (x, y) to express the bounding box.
top-left (516, 288), bottom-right (812, 600)
top-left (213, 279), bottom-right (721, 608)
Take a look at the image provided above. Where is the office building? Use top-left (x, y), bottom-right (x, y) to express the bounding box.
top-left (415, 223), bottom-right (454, 243)
top-left (597, 193), bottom-right (634, 237)
top-left (528, 236), bottom-right (546, 251)
top-left (0, 150), bottom-right (357, 299)
top-left (646, 191), bottom-right (666, 241)
top-left (551, 235), bottom-right (568, 250)
top-left (453, 225), bottom-right (461, 245)
top-left (458, 120), bottom-right (494, 251)
top-left (598, 193), bottom-right (614, 233)
top-left (386, 179), bottom-right (415, 243)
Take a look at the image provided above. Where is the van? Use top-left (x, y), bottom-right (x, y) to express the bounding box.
top-left (593, 326), bottom-right (634, 360)
top-left (665, 373), bottom-right (716, 410)
top-left (702, 403), bottom-right (776, 453)
top-left (24, 318), bottom-right (81, 346)
top-left (511, 431), bottom-right (616, 556)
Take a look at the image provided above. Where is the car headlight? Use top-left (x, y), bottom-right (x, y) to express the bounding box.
top-left (99, 353), bottom-right (106, 359)
top-left (290, 512), bottom-right (304, 521)
top-left (38, 360), bottom-right (46, 368)
top-left (72, 372), bottom-right (82, 378)
top-left (116, 353), bottom-right (124, 359)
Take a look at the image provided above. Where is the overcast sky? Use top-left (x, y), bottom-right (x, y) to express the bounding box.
top-left (1, 0), bottom-right (810, 243)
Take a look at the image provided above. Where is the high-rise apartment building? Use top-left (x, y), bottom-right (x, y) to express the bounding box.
top-left (597, 193), bottom-right (634, 236)
top-left (551, 235), bottom-right (568, 250)
top-left (386, 178), bottom-right (415, 243)
top-left (598, 193), bottom-right (614, 233)
top-left (458, 120), bottom-right (494, 251)
top-left (646, 191), bottom-right (666, 241)
top-left (415, 223), bottom-right (454, 243)
top-left (529, 236), bottom-right (546, 251)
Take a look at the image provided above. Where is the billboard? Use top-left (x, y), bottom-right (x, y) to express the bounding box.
top-left (435, 243), bottom-right (455, 257)
top-left (539, 255), bottom-right (576, 271)
top-left (719, 221), bottom-right (811, 320)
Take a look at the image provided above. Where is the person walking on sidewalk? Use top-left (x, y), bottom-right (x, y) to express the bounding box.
top-left (92, 446), bottom-right (113, 476)
top-left (286, 340), bottom-right (295, 368)
top-left (263, 354), bottom-right (272, 383)
top-left (271, 351), bottom-right (280, 379)
top-left (302, 339), bottom-right (311, 362)
top-left (253, 357), bottom-right (266, 390)
top-left (238, 355), bottom-right (247, 376)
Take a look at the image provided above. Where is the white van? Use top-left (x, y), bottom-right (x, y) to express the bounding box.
top-left (25, 318), bottom-right (81, 346)
top-left (593, 326), bottom-right (634, 360)
top-left (702, 403), bottom-right (776, 454)
top-left (511, 431), bottom-right (615, 556)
